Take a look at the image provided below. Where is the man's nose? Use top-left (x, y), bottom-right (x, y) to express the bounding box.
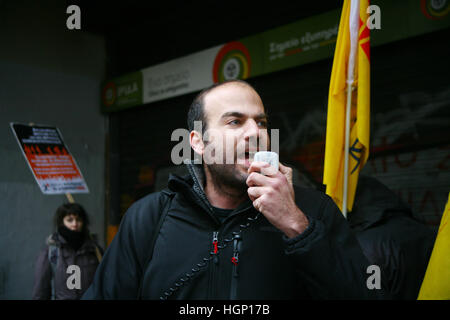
top-left (244, 119), bottom-right (260, 141)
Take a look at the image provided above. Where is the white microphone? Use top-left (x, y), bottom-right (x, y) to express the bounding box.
top-left (254, 151), bottom-right (279, 175)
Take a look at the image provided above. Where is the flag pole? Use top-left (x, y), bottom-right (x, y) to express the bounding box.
top-left (342, 81), bottom-right (353, 219)
top-left (342, 0), bottom-right (359, 219)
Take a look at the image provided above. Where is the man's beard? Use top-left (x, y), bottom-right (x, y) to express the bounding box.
top-left (205, 162), bottom-right (248, 197)
top-left (202, 136), bottom-right (263, 198)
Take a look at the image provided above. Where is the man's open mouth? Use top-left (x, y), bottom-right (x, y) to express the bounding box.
top-left (244, 150), bottom-right (256, 160)
top-left (234, 146), bottom-right (259, 165)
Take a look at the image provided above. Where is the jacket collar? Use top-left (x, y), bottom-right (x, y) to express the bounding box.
top-left (47, 232), bottom-right (97, 253)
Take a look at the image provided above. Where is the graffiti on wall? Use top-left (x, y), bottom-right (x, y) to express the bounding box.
top-left (278, 87), bottom-right (450, 225)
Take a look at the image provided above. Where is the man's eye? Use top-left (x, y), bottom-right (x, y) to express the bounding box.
top-left (258, 121), bottom-right (268, 127)
top-left (228, 119), bottom-right (240, 125)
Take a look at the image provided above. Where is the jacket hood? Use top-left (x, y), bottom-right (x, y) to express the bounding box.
top-left (46, 233), bottom-right (58, 246)
top-left (167, 160), bottom-right (205, 192)
top-left (348, 175), bottom-right (414, 231)
top-left (167, 160), bottom-right (218, 220)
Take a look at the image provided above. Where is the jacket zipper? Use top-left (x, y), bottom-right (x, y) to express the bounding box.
top-left (212, 231), bottom-right (219, 264)
top-left (230, 234), bottom-right (241, 300)
top-left (208, 231), bottom-right (220, 298)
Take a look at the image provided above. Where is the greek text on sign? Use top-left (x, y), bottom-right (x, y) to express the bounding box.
top-left (10, 123), bottom-right (89, 195)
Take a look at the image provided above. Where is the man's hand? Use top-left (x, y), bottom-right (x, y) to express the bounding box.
top-left (246, 161), bottom-right (309, 238)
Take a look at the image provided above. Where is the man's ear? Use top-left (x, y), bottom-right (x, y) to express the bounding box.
top-left (190, 130), bottom-right (204, 156)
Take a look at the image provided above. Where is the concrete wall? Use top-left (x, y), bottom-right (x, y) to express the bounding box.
top-left (0, 1), bottom-right (106, 299)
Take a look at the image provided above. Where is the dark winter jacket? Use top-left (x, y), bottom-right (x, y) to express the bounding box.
top-left (32, 232), bottom-right (102, 300)
top-left (348, 175), bottom-right (437, 300)
top-left (83, 163), bottom-right (387, 300)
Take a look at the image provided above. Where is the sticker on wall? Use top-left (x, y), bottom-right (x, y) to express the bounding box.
top-left (102, 81), bottom-right (117, 107)
top-left (421, 0), bottom-right (450, 20)
top-left (212, 41), bottom-right (252, 83)
top-left (10, 123), bottom-right (89, 195)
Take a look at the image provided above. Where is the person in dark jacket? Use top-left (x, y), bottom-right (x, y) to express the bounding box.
top-left (348, 175), bottom-right (437, 299)
top-left (32, 203), bottom-right (103, 300)
top-left (83, 80), bottom-right (387, 300)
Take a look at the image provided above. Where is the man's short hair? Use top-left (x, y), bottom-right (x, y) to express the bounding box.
top-left (186, 79), bottom-right (258, 134)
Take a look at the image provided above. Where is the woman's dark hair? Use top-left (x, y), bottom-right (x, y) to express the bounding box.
top-left (53, 203), bottom-right (90, 232)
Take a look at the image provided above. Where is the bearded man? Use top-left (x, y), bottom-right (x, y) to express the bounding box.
top-left (83, 80), bottom-right (386, 300)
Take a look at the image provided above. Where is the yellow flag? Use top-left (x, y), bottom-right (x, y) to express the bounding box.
top-left (418, 193), bottom-right (450, 300)
top-left (323, 0), bottom-right (370, 213)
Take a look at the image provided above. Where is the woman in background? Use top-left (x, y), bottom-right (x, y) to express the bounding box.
top-left (32, 203), bottom-right (103, 300)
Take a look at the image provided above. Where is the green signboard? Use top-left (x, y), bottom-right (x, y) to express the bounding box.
top-left (101, 72), bottom-right (143, 111)
top-left (101, 0), bottom-right (449, 113)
